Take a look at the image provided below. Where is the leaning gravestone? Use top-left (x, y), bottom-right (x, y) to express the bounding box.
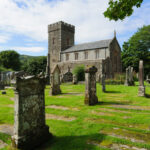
top-left (101, 74), bottom-right (106, 92)
top-left (50, 65), bottom-right (61, 95)
top-left (84, 66), bottom-right (98, 105)
top-left (11, 76), bottom-right (51, 149)
top-left (138, 60), bottom-right (145, 96)
top-left (124, 66), bottom-right (134, 86)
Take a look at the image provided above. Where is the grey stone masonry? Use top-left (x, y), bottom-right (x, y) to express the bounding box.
top-left (84, 66), bottom-right (98, 105)
top-left (11, 76), bottom-right (51, 150)
top-left (124, 66), bottom-right (134, 86)
top-left (101, 74), bottom-right (106, 92)
top-left (138, 60), bottom-right (145, 96)
top-left (48, 21), bottom-right (75, 71)
top-left (50, 65), bottom-right (61, 95)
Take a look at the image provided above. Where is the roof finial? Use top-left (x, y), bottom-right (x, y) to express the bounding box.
top-left (114, 30), bottom-right (116, 37)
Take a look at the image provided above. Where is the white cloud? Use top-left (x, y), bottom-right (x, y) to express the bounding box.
top-left (0, 0), bottom-right (149, 45)
top-left (0, 35), bottom-right (10, 43)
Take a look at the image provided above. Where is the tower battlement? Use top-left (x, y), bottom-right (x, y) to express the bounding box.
top-left (48, 21), bottom-right (75, 33)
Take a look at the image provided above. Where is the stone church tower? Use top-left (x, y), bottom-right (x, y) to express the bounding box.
top-left (48, 21), bottom-right (75, 72)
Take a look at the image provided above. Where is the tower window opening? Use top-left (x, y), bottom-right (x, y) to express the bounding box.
top-left (53, 38), bottom-right (55, 44)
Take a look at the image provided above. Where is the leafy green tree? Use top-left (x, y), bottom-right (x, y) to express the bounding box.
top-left (22, 56), bottom-right (47, 75)
top-left (73, 65), bottom-right (85, 81)
top-left (0, 50), bottom-right (21, 71)
top-left (121, 25), bottom-right (150, 75)
top-left (104, 0), bottom-right (143, 21)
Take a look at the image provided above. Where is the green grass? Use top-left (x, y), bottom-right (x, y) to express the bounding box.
top-left (0, 83), bottom-right (150, 149)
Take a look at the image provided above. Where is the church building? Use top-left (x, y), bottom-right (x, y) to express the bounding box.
top-left (47, 21), bottom-right (122, 81)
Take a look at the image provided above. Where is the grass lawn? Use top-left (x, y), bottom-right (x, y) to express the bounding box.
top-left (0, 82), bottom-right (150, 150)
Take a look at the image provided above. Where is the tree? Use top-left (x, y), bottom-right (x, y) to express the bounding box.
top-left (104, 0), bottom-right (143, 21)
top-left (0, 50), bottom-right (21, 71)
top-left (22, 56), bottom-right (47, 75)
top-left (73, 65), bottom-right (85, 81)
top-left (121, 25), bottom-right (150, 75)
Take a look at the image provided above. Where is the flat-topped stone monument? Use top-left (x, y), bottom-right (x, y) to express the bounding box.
top-left (11, 76), bottom-right (51, 149)
top-left (138, 60), bottom-right (145, 96)
top-left (50, 64), bottom-right (61, 95)
top-left (84, 66), bottom-right (98, 105)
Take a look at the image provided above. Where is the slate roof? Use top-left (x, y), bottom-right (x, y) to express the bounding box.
top-left (61, 39), bottom-right (113, 53)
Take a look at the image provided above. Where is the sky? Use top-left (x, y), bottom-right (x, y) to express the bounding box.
top-left (0, 0), bottom-right (150, 56)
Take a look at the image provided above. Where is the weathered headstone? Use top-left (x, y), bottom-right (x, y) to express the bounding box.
top-left (0, 82), bottom-right (4, 90)
top-left (124, 66), bottom-right (134, 86)
top-left (73, 75), bottom-right (78, 84)
top-left (84, 66), bottom-right (98, 105)
top-left (11, 76), bottom-right (51, 149)
top-left (46, 53), bottom-right (50, 85)
top-left (146, 75), bottom-right (150, 84)
top-left (50, 65), bottom-right (61, 95)
top-left (101, 74), bottom-right (106, 92)
top-left (63, 72), bottom-right (73, 82)
top-left (138, 60), bottom-right (145, 96)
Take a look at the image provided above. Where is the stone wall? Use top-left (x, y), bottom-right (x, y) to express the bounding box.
top-left (58, 59), bottom-right (103, 81)
top-left (109, 37), bottom-right (122, 74)
top-left (61, 48), bottom-right (109, 62)
top-left (12, 76), bottom-right (51, 149)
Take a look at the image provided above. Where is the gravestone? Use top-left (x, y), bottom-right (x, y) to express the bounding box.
top-left (138, 60), bottom-right (145, 96)
top-left (50, 65), bottom-right (61, 95)
top-left (84, 66), bottom-right (98, 105)
top-left (124, 66), bottom-right (134, 86)
top-left (11, 76), bottom-right (51, 149)
top-left (46, 53), bottom-right (50, 85)
top-left (63, 72), bottom-right (73, 82)
top-left (0, 82), bottom-right (4, 90)
top-left (146, 75), bottom-right (150, 84)
top-left (101, 74), bottom-right (106, 92)
top-left (73, 75), bottom-right (78, 84)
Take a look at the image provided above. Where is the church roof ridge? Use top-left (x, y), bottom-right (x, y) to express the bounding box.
top-left (61, 38), bottom-right (113, 53)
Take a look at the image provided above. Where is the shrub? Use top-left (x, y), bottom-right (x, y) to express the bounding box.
top-left (105, 73), bottom-right (125, 85)
top-left (73, 65), bottom-right (85, 81)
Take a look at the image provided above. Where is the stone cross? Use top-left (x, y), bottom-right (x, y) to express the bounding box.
top-left (138, 60), bottom-right (145, 96)
top-left (101, 74), bottom-right (106, 92)
top-left (11, 76), bottom-right (51, 149)
top-left (50, 64), bottom-right (61, 95)
top-left (84, 66), bottom-right (98, 105)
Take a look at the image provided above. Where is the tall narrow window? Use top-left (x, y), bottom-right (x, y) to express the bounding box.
top-left (84, 51), bottom-right (88, 59)
top-left (66, 54), bottom-right (69, 61)
top-left (75, 53), bottom-right (78, 60)
top-left (53, 38), bottom-right (55, 44)
top-left (95, 50), bottom-right (99, 59)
